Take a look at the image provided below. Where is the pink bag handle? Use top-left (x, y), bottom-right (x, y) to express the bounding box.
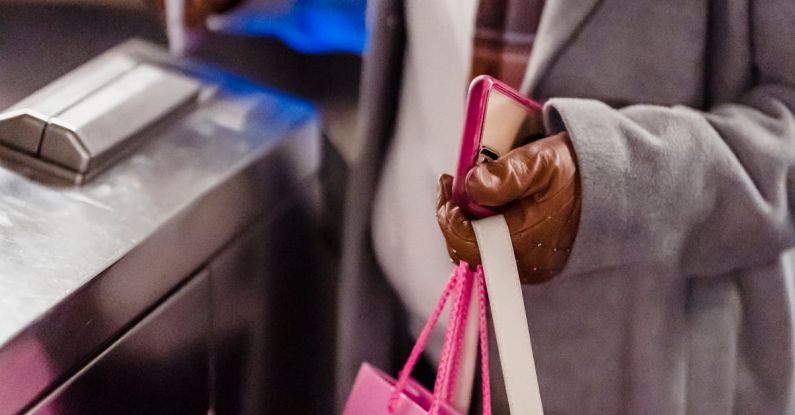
top-left (387, 264), bottom-right (461, 411)
top-left (433, 261), bottom-right (472, 406)
top-left (388, 263), bottom-right (491, 415)
top-left (476, 266), bottom-right (492, 412)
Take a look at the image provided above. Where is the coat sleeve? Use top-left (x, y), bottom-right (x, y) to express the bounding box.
top-left (544, 0), bottom-right (795, 277)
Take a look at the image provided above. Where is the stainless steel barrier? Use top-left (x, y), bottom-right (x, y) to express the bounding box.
top-left (0, 40), bottom-right (326, 414)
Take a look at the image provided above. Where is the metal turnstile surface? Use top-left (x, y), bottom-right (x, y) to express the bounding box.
top-left (0, 40), bottom-right (323, 414)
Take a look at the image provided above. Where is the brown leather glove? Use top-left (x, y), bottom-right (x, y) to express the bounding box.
top-left (142, 0), bottom-right (243, 28)
top-left (436, 131), bottom-right (582, 284)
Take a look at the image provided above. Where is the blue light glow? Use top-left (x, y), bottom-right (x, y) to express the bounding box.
top-left (214, 1), bottom-right (367, 55)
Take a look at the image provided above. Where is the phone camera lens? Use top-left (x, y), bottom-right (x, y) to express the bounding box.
top-left (479, 146), bottom-right (500, 162)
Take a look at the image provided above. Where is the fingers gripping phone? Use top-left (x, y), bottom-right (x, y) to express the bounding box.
top-left (453, 75), bottom-right (545, 217)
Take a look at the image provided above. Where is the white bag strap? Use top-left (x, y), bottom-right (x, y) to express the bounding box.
top-left (472, 215), bottom-right (544, 415)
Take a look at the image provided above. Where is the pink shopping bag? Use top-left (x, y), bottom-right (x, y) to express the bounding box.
top-left (343, 363), bottom-right (460, 415)
top-left (343, 263), bottom-right (492, 415)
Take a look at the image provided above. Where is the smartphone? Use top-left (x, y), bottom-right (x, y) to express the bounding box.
top-left (453, 75), bottom-right (544, 217)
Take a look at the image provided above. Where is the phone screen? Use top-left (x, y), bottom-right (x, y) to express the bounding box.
top-left (478, 89), bottom-right (544, 163)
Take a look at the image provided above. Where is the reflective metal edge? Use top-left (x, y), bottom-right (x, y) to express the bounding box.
top-left (0, 143), bottom-right (84, 184)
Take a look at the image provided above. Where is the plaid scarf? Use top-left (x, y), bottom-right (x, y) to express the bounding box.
top-left (469, 0), bottom-right (545, 89)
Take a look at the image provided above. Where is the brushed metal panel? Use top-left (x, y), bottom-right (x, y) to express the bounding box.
top-left (27, 270), bottom-right (212, 414)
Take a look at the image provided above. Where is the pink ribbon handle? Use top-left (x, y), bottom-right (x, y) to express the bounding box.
top-left (388, 263), bottom-right (491, 415)
top-left (431, 262), bottom-right (473, 411)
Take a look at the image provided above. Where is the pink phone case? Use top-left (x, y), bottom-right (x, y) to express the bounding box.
top-left (453, 75), bottom-right (543, 218)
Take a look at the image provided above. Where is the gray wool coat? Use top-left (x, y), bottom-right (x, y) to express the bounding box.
top-left (336, 0), bottom-right (795, 413)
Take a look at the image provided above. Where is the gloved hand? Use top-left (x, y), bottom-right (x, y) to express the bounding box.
top-left (436, 131), bottom-right (581, 284)
top-left (142, 0), bottom-right (242, 28)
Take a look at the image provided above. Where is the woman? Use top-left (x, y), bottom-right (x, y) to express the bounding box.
top-left (151, 0), bottom-right (795, 413)
top-left (345, 1), bottom-right (795, 413)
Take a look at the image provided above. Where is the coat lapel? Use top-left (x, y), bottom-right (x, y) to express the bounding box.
top-left (520, 0), bottom-right (604, 96)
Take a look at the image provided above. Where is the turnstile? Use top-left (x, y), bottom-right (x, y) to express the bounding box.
top-left (0, 40), bottom-right (331, 414)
